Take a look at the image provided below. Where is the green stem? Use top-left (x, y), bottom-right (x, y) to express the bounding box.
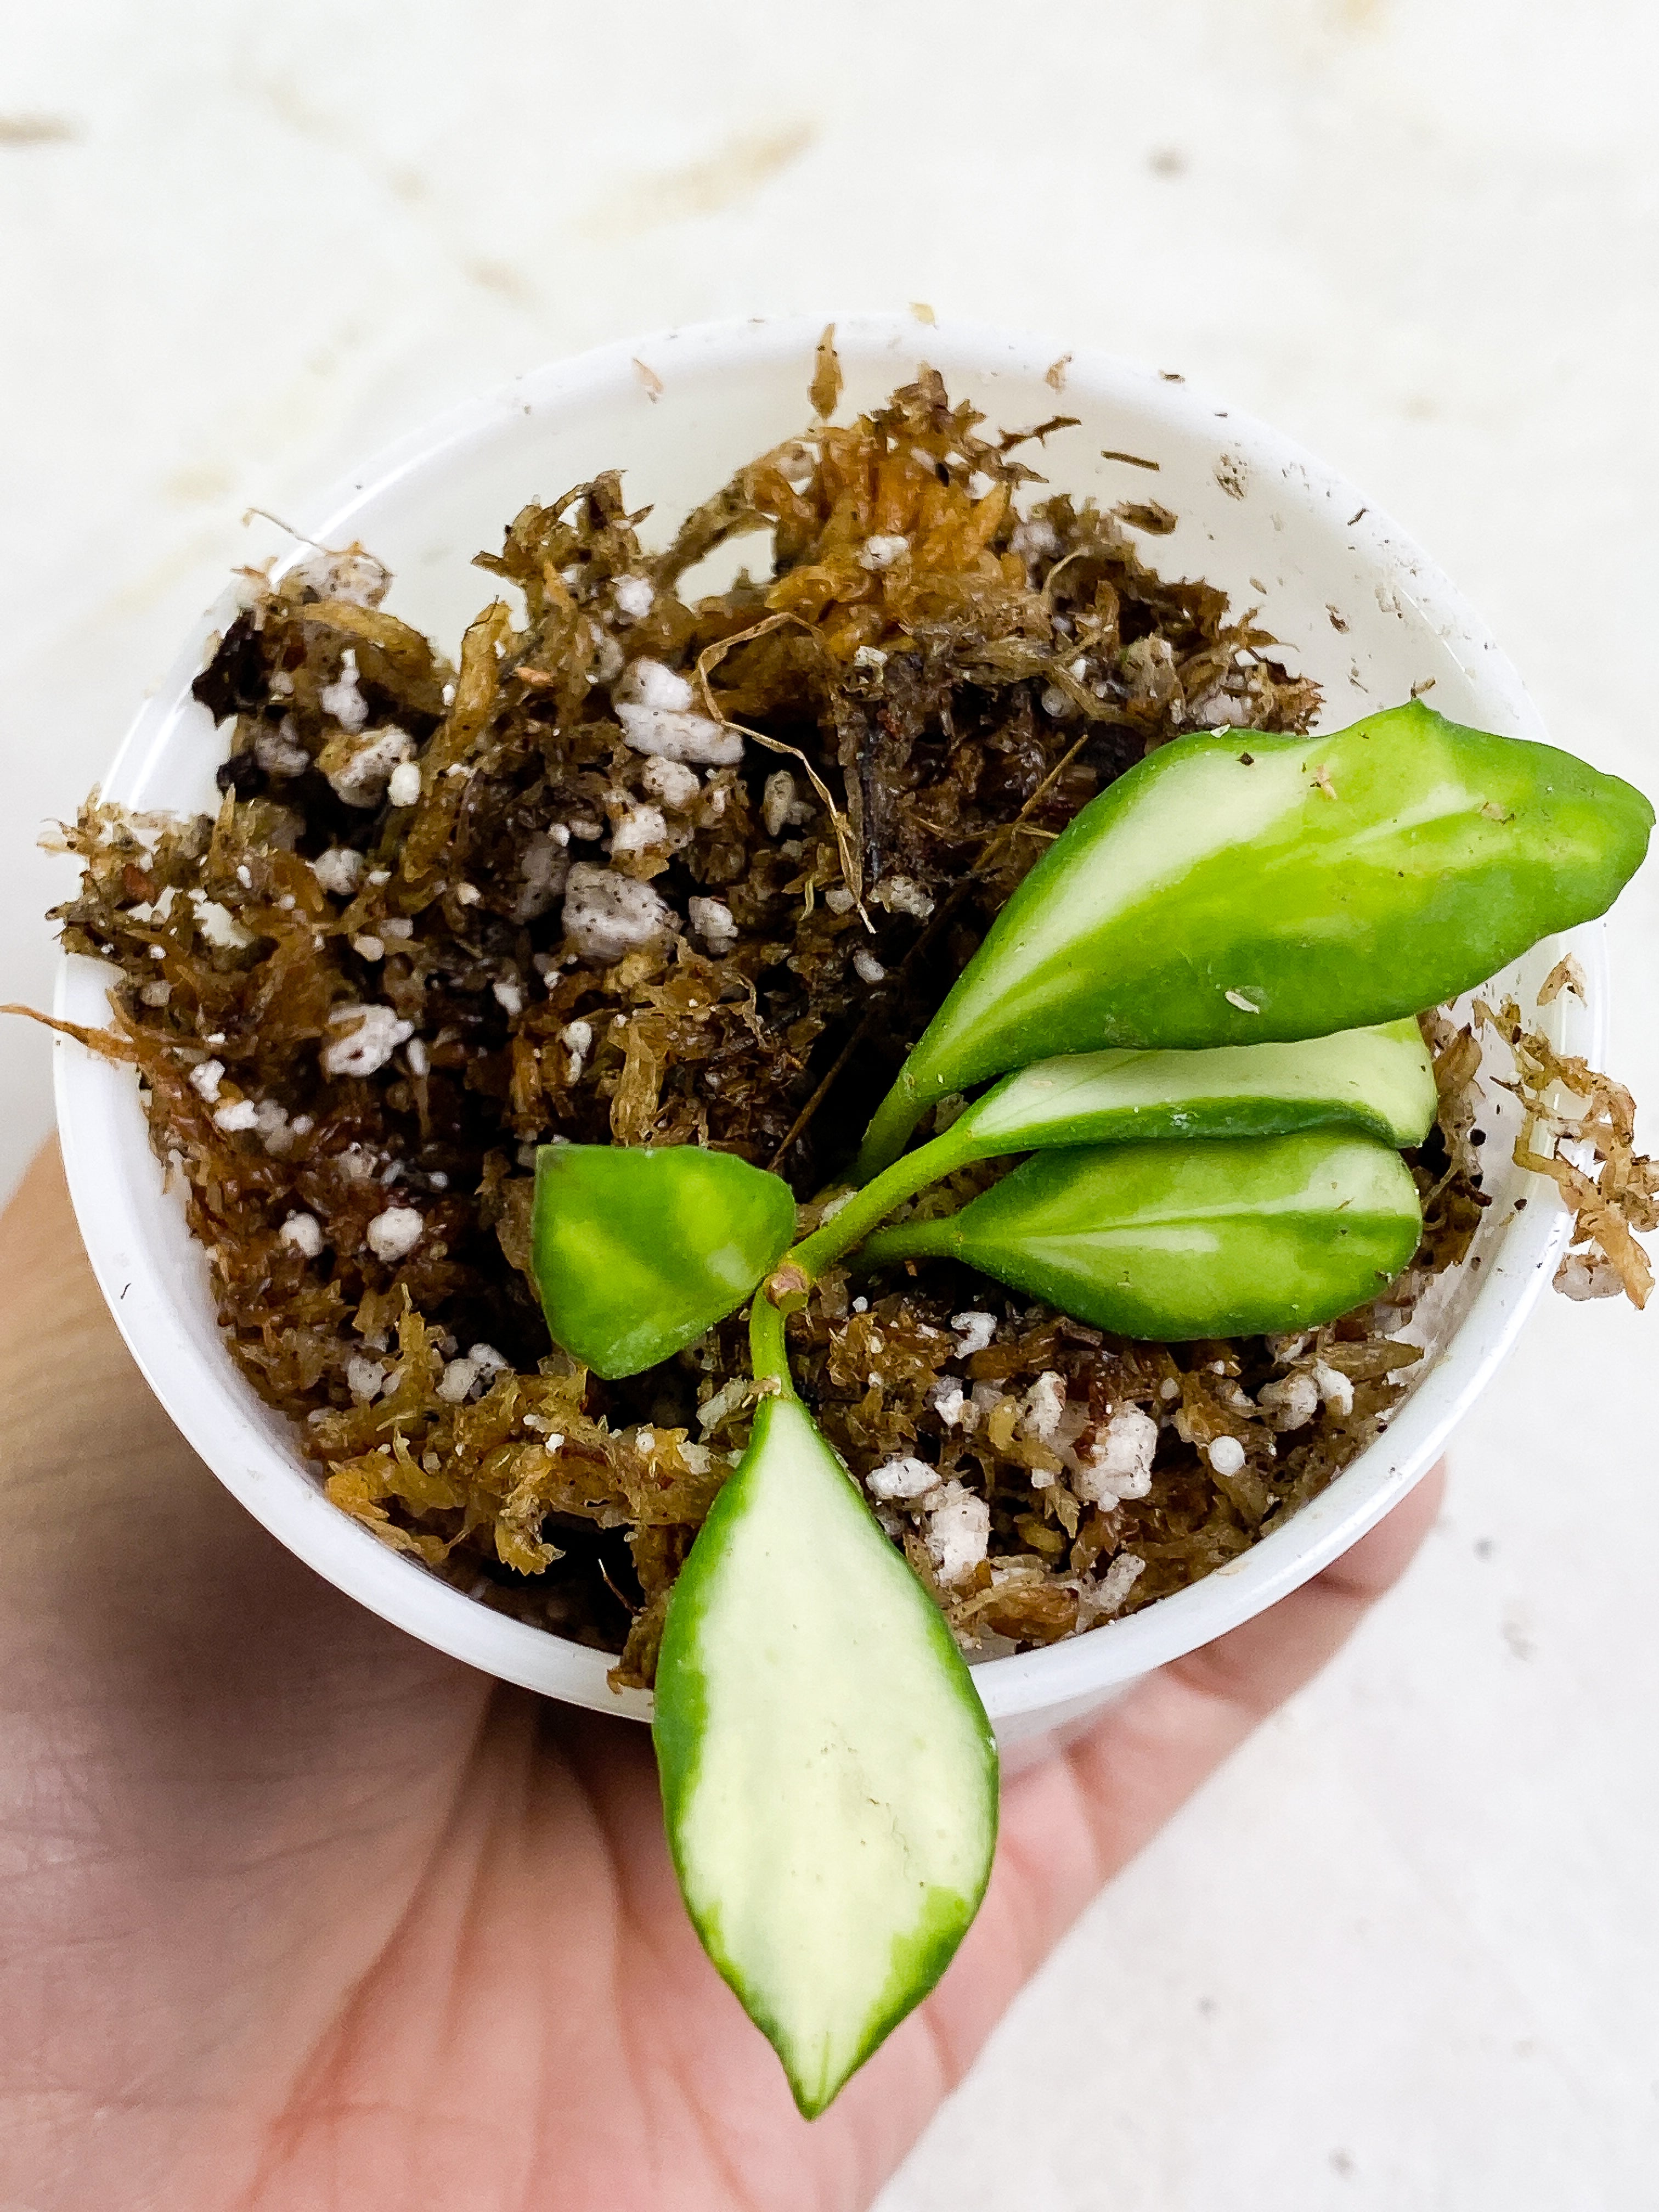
top-left (856, 1214), bottom-right (957, 1273)
top-left (748, 1290), bottom-right (797, 1396)
top-left (747, 1116), bottom-right (980, 1397)
top-left (852, 1069), bottom-right (928, 1185)
top-left (791, 1121), bottom-right (976, 1283)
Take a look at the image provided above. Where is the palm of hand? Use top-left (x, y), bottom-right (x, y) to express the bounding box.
top-left (0, 1153), bottom-right (1440, 2212)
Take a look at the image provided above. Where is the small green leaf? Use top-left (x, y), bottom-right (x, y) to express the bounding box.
top-left (532, 1143), bottom-right (797, 1379)
top-left (791, 1022), bottom-right (1438, 1283)
top-left (952, 1019), bottom-right (1438, 1158)
top-left (859, 1131), bottom-right (1423, 1340)
top-left (654, 1389), bottom-right (998, 2118)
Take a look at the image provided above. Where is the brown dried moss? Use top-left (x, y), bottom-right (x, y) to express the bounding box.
top-left (46, 368), bottom-right (1639, 1687)
top-left (1476, 995), bottom-right (1658, 1306)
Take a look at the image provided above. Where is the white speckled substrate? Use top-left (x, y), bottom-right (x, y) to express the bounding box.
top-left (4, 4), bottom-right (1656, 2203)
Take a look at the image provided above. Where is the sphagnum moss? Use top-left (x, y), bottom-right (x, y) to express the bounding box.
top-left (37, 358), bottom-right (1652, 1685)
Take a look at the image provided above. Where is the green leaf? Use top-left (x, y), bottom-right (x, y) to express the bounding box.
top-left (532, 1143), bottom-right (797, 1379)
top-left (952, 1019), bottom-right (1438, 1156)
top-left (859, 1131), bottom-right (1424, 1340)
top-left (791, 1022), bottom-right (1436, 1283)
top-left (856, 702), bottom-right (1653, 1175)
top-left (654, 1389), bottom-right (998, 2118)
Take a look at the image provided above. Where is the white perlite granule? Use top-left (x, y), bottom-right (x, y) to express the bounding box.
top-left (950, 1310), bottom-right (997, 1358)
top-left (761, 770), bottom-right (796, 837)
top-left (614, 701), bottom-right (744, 766)
top-left (1080, 1551), bottom-right (1146, 1623)
top-left (1020, 1370), bottom-right (1066, 1442)
top-left (857, 533), bottom-right (909, 571)
top-left (311, 847), bottom-right (365, 897)
top-left (1310, 1360), bottom-right (1355, 1418)
top-left (611, 802), bottom-right (667, 859)
top-left (189, 1057), bottom-right (225, 1103)
top-left (347, 1354), bottom-right (389, 1403)
top-left (512, 833), bottom-right (572, 923)
top-left (188, 893), bottom-right (253, 950)
top-left (319, 648), bottom-right (369, 733)
top-left (872, 874), bottom-right (934, 919)
top-left (279, 1212), bottom-right (324, 1258)
top-left (254, 718), bottom-right (310, 778)
top-left (560, 863), bottom-right (678, 963)
top-left (1192, 688), bottom-right (1256, 732)
top-left (387, 760), bottom-right (422, 808)
top-left (1257, 1370), bottom-right (1319, 1432)
top-left (212, 1098), bottom-right (258, 1133)
top-left (696, 1374), bottom-right (758, 1435)
top-left (687, 895), bottom-right (738, 952)
top-left (365, 1205), bottom-right (424, 1262)
top-left (922, 1480), bottom-right (991, 1587)
top-left (930, 1379), bottom-right (971, 1431)
top-left (614, 656), bottom-right (694, 712)
top-left (560, 1018), bottom-right (593, 1082)
top-left (321, 1003), bottom-right (414, 1079)
top-left (436, 1342), bottom-right (511, 1403)
top-left (326, 726), bottom-right (414, 808)
top-left (866, 1455), bottom-right (939, 1503)
top-left (611, 573), bottom-right (655, 620)
top-left (1205, 1435), bottom-right (1247, 1477)
top-left (1072, 1406), bottom-right (1159, 1506)
top-left (641, 755), bottom-right (701, 810)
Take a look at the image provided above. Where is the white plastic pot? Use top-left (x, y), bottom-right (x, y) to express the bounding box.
top-left (53, 313), bottom-right (1602, 1760)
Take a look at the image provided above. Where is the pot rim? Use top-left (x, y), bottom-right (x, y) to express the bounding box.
top-left (53, 311), bottom-right (1602, 1724)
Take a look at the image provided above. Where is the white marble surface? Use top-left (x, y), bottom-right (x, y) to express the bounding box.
top-left (3, 3), bottom-right (1656, 2203)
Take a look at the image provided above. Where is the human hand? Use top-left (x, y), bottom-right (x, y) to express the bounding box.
top-left (0, 1147), bottom-right (1443, 2212)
